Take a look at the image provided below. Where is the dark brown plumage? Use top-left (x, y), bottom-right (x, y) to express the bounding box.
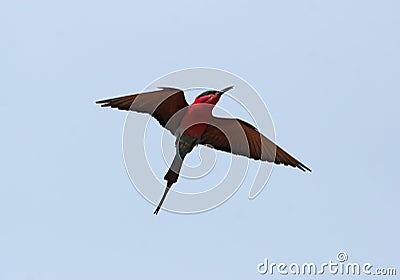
top-left (97, 86), bottom-right (311, 214)
top-left (200, 117), bottom-right (311, 172)
top-left (96, 87), bottom-right (311, 172)
top-left (96, 87), bottom-right (188, 135)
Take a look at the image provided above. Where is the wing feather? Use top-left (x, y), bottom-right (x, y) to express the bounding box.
top-left (200, 117), bottom-right (311, 172)
top-left (96, 87), bottom-right (188, 134)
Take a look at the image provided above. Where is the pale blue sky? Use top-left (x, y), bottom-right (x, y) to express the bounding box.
top-left (1, 0), bottom-right (399, 279)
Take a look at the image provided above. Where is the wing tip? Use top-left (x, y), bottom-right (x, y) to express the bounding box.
top-left (275, 157), bottom-right (312, 172)
top-left (95, 100), bottom-right (112, 108)
top-left (298, 162), bottom-right (312, 172)
top-left (96, 99), bottom-right (110, 105)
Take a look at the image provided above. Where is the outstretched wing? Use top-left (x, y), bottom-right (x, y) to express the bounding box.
top-left (96, 87), bottom-right (189, 134)
top-left (199, 117), bottom-right (311, 172)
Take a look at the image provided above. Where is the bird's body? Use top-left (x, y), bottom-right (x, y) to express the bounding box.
top-left (179, 93), bottom-right (220, 138)
top-left (96, 86), bottom-right (311, 214)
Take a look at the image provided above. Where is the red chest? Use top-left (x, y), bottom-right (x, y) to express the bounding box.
top-left (179, 95), bottom-right (219, 138)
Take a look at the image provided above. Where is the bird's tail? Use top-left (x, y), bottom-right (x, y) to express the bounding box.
top-left (164, 153), bottom-right (183, 184)
top-left (154, 154), bottom-right (183, 215)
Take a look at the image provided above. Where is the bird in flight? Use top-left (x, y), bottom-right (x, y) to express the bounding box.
top-left (96, 86), bottom-right (311, 214)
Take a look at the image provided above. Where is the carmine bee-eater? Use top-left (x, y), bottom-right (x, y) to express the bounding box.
top-left (96, 86), bottom-right (311, 214)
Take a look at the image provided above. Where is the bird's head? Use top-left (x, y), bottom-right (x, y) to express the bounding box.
top-left (193, 86), bottom-right (234, 105)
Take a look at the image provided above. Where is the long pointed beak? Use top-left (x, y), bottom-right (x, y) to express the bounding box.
top-left (217, 85), bottom-right (234, 96)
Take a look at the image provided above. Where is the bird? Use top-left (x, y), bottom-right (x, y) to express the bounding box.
top-left (96, 86), bottom-right (311, 215)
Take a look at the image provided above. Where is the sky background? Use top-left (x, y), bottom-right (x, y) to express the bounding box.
top-left (1, 0), bottom-right (399, 279)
